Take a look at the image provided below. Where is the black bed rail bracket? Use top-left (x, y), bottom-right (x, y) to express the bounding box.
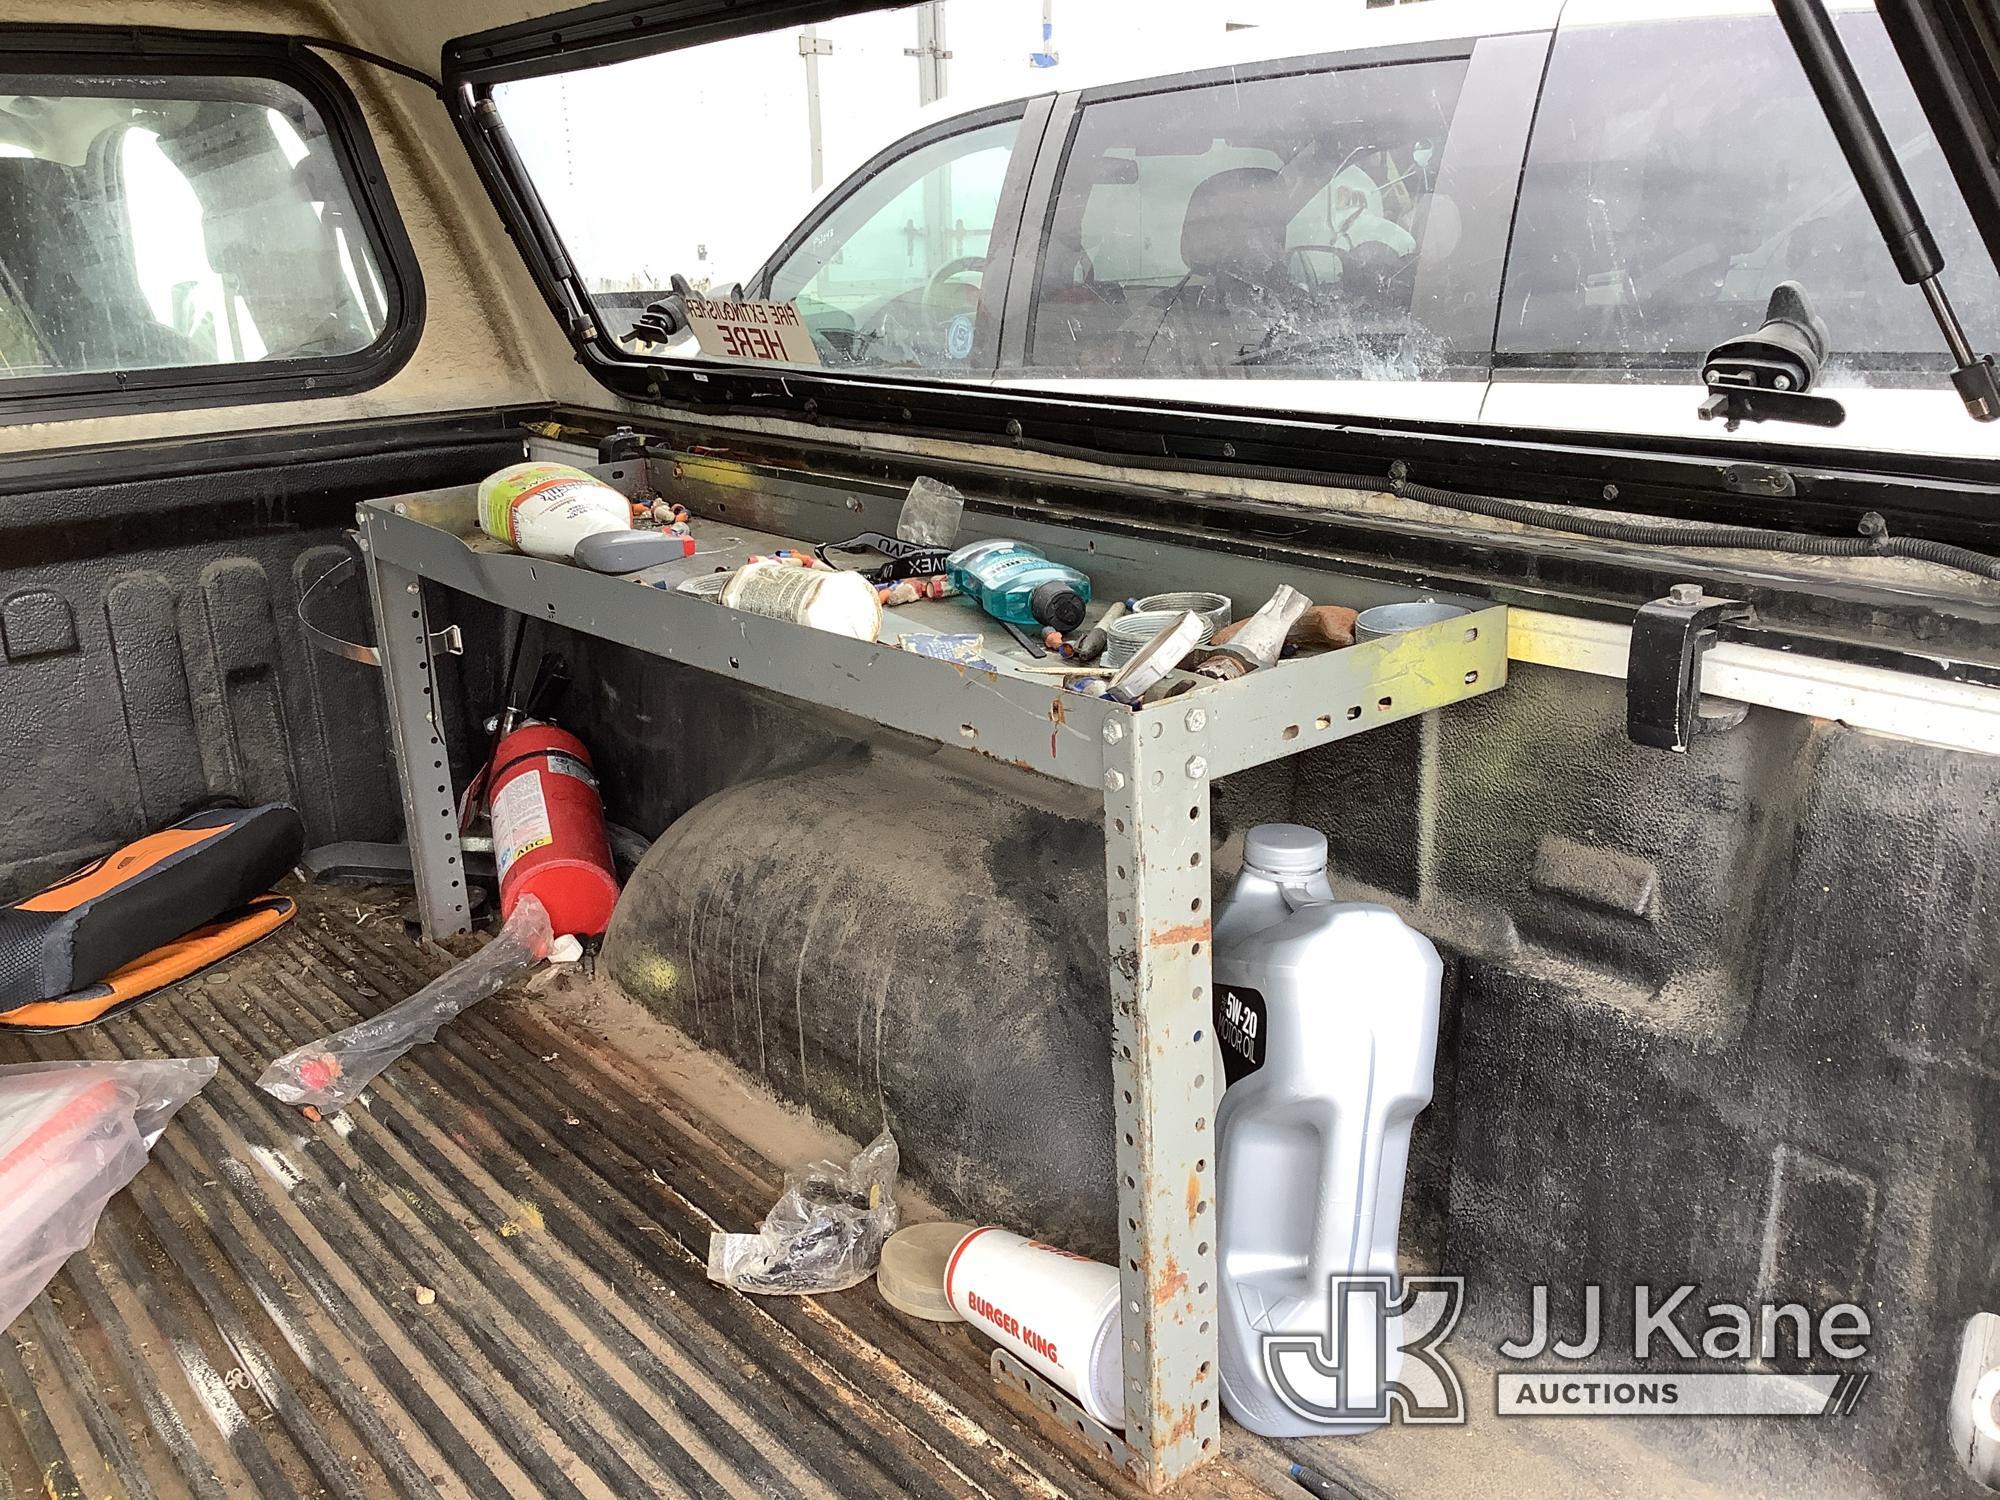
top-left (1627, 583), bottom-right (1753, 752)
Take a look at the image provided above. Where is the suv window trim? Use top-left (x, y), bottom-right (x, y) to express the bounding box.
top-left (1070, 36), bottom-right (1480, 109)
top-left (0, 24), bottom-right (425, 423)
top-left (995, 90), bottom-right (1078, 373)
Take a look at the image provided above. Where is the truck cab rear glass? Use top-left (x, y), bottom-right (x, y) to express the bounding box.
top-left (0, 28), bottom-right (422, 419)
top-left (454, 0), bottom-right (2000, 467)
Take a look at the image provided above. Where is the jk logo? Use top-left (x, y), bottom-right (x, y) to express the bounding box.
top-left (1262, 1275), bottom-right (1468, 1425)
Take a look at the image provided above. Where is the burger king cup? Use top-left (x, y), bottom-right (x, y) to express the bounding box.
top-left (945, 1227), bottom-right (1125, 1427)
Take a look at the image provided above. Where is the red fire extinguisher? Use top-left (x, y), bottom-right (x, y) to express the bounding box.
top-left (487, 723), bottom-right (620, 937)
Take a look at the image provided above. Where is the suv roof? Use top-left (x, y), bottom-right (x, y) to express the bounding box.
top-left (878, 0), bottom-right (1888, 126)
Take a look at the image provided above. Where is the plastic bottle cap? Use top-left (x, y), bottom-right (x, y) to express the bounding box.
top-left (1030, 581), bottom-right (1087, 632)
top-left (877, 1221), bottom-right (977, 1321)
top-left (1244, 823), bottom-right (1328, 877)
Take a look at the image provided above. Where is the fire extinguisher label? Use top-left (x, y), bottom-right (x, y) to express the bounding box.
top-left (541, 751), bottom-right (598, 789)
top-left (492, 772), bottom-right (553, 881)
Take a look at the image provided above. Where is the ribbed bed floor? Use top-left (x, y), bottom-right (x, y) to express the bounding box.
top-left (0, 884), bottom-right (1310, 1500)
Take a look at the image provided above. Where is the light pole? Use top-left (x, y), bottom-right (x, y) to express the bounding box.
top-left (909, 3), bottom-right (952, 270)
top-left (798, 24), bottom-right (832, 191)
top-left (910, 2), bottom-right (949, 105)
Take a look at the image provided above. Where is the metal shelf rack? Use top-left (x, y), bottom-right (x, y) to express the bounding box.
top-left (357, 459), bottom-right (1507, 1491)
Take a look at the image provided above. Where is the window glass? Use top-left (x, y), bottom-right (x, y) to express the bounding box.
top-left (0, 76), bottom-right (392, 383)
top-left (1027, 60), bottom-right (1469, 379)
top-left (485, 0), bottom-right (2000, 455)
top-left (766, 119), bottom-right (1020, 369)
top-left (1498, 11), bottom-right (2000, 373)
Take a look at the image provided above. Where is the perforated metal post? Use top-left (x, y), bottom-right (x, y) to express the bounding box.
top-left (361, 535), bottom-right (472, 939)
top-left (1101, 705), bottom-right (1222, 1488)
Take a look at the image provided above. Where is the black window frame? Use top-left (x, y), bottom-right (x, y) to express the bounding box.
top-left (0, 24), bottom-right (425, 423)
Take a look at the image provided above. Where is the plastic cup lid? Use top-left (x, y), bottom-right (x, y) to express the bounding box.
top-left (877, 1221), bottom-right (977, 1322)
top-left (1244, 823), bottom-right (1328, 876)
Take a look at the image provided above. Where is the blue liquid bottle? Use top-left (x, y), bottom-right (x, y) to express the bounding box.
top-left (946, 540), bottom-right (1092, 632)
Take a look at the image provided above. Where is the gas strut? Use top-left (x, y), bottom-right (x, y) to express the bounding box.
top-left (1773, 0), bottom-right (1999, 421)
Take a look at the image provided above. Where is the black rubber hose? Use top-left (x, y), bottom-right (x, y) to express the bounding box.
top-left (992, 427), bottom-right (2000, 581)
top-left (1392, 478), bottom-right (2000, 580)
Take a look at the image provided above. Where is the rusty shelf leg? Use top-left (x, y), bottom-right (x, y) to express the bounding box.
top-left (360, 530), bottom-right (473, 940)
top-left (1100, 709), bottom-right (1221, 1490)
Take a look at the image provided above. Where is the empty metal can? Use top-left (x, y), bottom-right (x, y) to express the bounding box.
top-left (1135, 590), bottom-right (1232, 639)
top-left (1353, 600), bottom-right (1469, 642)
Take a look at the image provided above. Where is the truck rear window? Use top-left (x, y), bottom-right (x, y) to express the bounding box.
top-left (466, 0), bottom-right (2000, 459)
top-left (0, 62), bottom-right (409, 403)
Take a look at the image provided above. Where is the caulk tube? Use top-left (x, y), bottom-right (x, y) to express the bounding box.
top-left (720, 560), bottom-right (882, 641)
top-left (477, 462), bottom-right (632, 561)
top-left (945, 1228), bottom-right (1125, 1426)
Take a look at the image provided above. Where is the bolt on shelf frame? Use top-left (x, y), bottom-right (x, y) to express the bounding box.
top-left (357, 475), bottom-right (1507, 1491)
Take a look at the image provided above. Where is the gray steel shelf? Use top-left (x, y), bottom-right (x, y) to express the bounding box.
top-left (358, 475), bottom-right (1507, 1491)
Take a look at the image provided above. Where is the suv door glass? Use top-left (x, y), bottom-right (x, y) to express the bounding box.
top-left (766, 119), bottom-right (1020, 370)
top-left (1498, 10), bottom-right (2000, 378)
top-left (1026, 59), bottom-right (1470, 381)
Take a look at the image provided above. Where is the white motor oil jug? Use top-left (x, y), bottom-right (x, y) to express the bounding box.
top-left (1212, 824), bottom-right (1441, 1437)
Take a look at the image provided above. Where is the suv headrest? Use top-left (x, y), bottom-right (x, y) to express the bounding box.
top-left (1180, 165), bottom-right (1285, 277)
top-left (0, 157), bottom-right (90, 289)
top-left (0, 156), bottom-right (84, 232)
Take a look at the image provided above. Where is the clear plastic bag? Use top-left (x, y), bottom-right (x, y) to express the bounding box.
top-left (896, 477), bottom-right (965, 547)
top-left (258, 896), bottom-right (553, 1111)
top-left (707, 1130), bottom-right (900, 1296)
top-left (0, 1056), bottom-right (217, 1330)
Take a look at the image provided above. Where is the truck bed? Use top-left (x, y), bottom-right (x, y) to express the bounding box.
top-left (3, 884), bottom-right (1725, 1500)
top-left (1, 884), bottom-right (1303, 1500)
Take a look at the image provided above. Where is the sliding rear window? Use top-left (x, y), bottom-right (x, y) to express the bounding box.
top-left (461, 0), bottom-right (2000, 460)
top-left (0, 44), bottom-right (417, 411)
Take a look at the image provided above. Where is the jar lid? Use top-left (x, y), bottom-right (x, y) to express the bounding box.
top-left (877, 1221), bottom-right (977, 1322)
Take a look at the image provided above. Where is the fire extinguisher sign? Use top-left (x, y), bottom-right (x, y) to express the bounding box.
top-left (492, 772), bottom-right (553, 880)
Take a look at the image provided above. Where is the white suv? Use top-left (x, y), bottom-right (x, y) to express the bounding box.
top-left (706, 0), bottom-right (1998, 461)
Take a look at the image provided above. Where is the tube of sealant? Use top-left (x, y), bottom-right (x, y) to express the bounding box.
top-left (258, 897), bottom-right (553, 1111)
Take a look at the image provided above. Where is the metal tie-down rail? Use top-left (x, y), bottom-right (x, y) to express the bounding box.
top-left (357, 471), bottom-right (1507, 1490)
